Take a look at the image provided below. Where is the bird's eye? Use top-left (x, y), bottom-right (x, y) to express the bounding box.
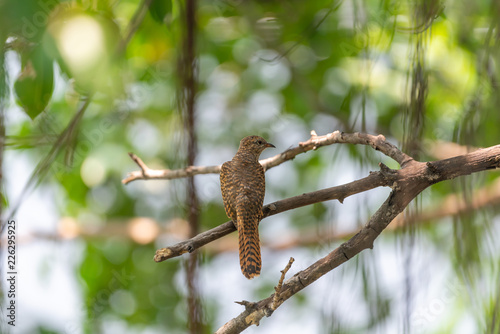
top-left (257, 140), bottom-right (263, 145)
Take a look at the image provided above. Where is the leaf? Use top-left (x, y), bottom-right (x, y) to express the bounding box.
top-left (14, 46), bottom-right (54, 119)
top-left (148, 0), bottom-right (172, 23)
top-left (0, 0), bottom-right (61, 41)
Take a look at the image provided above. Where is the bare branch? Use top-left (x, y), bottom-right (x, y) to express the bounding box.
top-left (154, 170), bottom-right (391, 262)
top-left (122, 157), bottom-right (220, 185)
top-left (122, 130), bottom-right (411, 184)
top-left (216, 257), bottom-right (296, 334)
top-left (262, 130), bottom-right (413, 170)
top-left (271, 257), bottom-right (295, 311)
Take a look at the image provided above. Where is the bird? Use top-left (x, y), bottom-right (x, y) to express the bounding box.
top-left (220, 135), bottom-right (275, 279)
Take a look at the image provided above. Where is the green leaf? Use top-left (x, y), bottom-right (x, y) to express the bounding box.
top-left (0, 0), bottom-right (61, 41)
top-left (148, 0), bottom-right (172, 23)
top-left (14, 46), bottom-right (54, 119)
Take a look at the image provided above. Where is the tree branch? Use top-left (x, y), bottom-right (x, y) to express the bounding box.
top-left (122, 130), bottom-right (412, 184)
top-left (216, 257), bottom-right (296, 334)
top-left (122, 153), bottom-right (221, 184)
top-left (154, 170), bottom-right (392, 262)
top-left (271, 257), bottom-right (295, 311)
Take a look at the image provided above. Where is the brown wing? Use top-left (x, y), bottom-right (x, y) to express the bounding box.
top-left (236, 162), bottom-right (265, 220)
top-left (220, 161), bottom-right (237, 222)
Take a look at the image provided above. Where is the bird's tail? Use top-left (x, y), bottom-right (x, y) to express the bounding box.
top-left (237, 218), bottom-right (261, 279)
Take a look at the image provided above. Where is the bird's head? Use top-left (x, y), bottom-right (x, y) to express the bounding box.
top-left (238, 135), bottom-right (275, 157)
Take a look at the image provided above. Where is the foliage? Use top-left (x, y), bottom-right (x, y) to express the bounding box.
top-left (1, 0), bottom-right (500, 333)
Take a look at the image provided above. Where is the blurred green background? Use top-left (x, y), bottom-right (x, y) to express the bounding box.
top-left (1, 0), bottom-right (500, 333)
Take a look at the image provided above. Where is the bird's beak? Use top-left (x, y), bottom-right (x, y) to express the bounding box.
top-left (265, 142), bottom-right (275, 148)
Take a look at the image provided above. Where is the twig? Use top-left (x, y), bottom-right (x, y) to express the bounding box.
top-left (123, 130), bottom-right (411, 184)
top-left (215, 257), bottom-right (296, 334)
top-left (122, 158), bottom-right (221, 184)
top-left (271, 257), bottom-right (295, 311)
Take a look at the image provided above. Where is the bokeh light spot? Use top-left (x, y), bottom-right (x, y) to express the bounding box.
top-left (81, 156), bottom-right (106, 187)
top-left (56, 15), bottom-right (105, 72)
top-left (127, 217), bottom-right (160, 244)
top-left (58, 216), bottom-right (80, 239)
top-left (109, 290), bottom-right (136, 316)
